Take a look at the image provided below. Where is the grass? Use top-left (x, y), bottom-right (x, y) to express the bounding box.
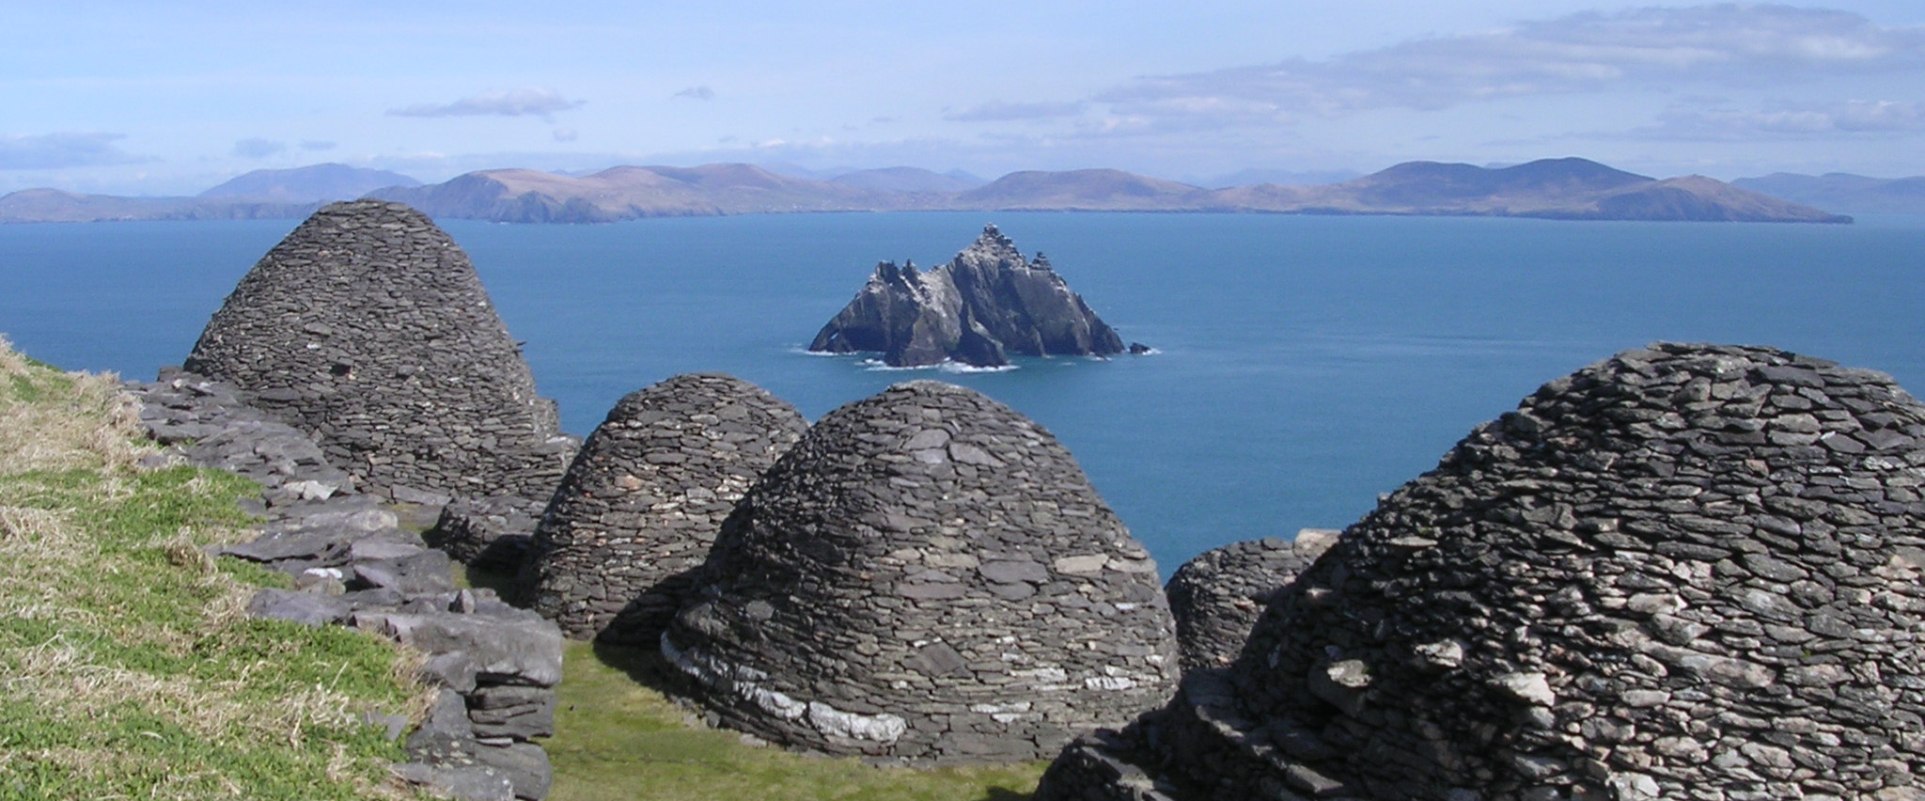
top-left (546, 642), bottom-right (1044, 801)
top-left (0, 337), bottom-right (433, 801)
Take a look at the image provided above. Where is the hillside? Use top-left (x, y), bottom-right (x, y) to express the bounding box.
top-left (1202, 158), bottom-right (1849, 222)
top-left (1733, 172), bottom-right (1925, 215)
top-left (1, 158), bottom-right (1854, 224)
top-left (0, 340), bottom-right (426, 800)
top-left (0, 188), bottom-right (316, 223)
top-left (951, 169), bottom-right (1209, 210)
top-left (367, 164), bottom-right (902, 221)
top-left (827, 166), bottom-right (983, 194)
top-left (0, 337), bottom-right (1047, 799)
top-left (199, 163), bottom-right (421, 203)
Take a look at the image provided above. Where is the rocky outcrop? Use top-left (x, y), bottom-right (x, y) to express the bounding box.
top-left (808, 225), bottom-right (1127, 367)
top-left (129, 371), bottom-right (562, 801)
top-left (181, 199), bottom-right (575, 504)
top-left (663, 381), bottom-right (1179, 762)
top-left (1163, 530), bottom-right (1339, 673)
top-left (516, 373), bottom-right (807, 644)
top-left (1037, 343), bottom-right (1925, 801)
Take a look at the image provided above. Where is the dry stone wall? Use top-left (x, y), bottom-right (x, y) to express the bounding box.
top-left (182, 199), bottom-right (573, 504)
top-left (663, 380), bottom-right (1180, 762)
top-left (1164, 529), bottom-right (1339, 673)
top-left (516, 373), bottom-right (807, 644)
top-left (129, 372), bottom-right (562, 801)
top-left (1037, 343), bottom-right (1925, 801)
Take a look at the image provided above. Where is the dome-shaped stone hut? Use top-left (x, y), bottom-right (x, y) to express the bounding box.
top-left (517, 373), bottom-right (807, 643)
top-left (1164, 529), bottom-right (1338, 673)
top-left (1038, 343), bottom-right (1925, 800)
top-left (183, 200), bottom-right (571, 502)
top-left (663, 380), bottom-right (1180, 762)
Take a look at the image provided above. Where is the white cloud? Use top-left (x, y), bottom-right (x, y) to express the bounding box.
top-left (552, 128), bottom-right (579, 142)
top-left (0, 132), bottom-right (147, 170)
top-left (299, 140), bottom-right (337, 151)
top-left (231, 137), bottom-right (285, 158)
top-left (389, 88), bottom-right (585, 119)
top-left (674, 85), bottom-right (716, 101)
top-left (1642, 98), bottom-right (1925, 139)
top-left (1100, 5), bottom-right (1925, 116)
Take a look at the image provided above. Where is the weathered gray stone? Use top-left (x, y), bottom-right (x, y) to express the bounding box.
top-left (355, 610), bottom-right (563, 688)
top-left (181, 200), bottom-right (571, 501)
top-left (517, 373), bottom-right (806, 644)
top-left (665, 381), bottom-right (1179, 762)
top-left (1164, 530), bottom-right (1339, 672)
top-left (1037, 343), bottom-right (1925, 801)
top-left (809, 225), bottom-right (1128, 367)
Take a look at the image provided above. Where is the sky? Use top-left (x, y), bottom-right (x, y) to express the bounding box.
top-left (4, 1), bottom-right (1922, 195)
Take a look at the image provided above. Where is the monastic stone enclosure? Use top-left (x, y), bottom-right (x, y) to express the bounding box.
top-left (1038, 343), bottom-right (1925, 800)
top-left (663, 380), bottom-right (1180, 762)
top-left (1164, 529), bottom-right (1338, 673)
top-left (517, 373), bottom-right (806, 643)
top-left (183, 199), bottom-right (572, 502)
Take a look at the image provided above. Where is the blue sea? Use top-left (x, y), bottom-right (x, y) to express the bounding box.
top-left (3, 212), bottom-right (1922, 575)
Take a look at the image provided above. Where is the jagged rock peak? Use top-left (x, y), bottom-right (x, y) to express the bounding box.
top-left (182, 199), bottom-right (572, 503)
top-left (808, 225), bottom-right (1128, 368)
top-left (515, 373), bottom-right (806, 644)
top-left (663, 380), bottom-right (1180, 763)
top-left (961, 223), bottom-right (1021, 263)
top-left (1037, 342), bottom-right (1925, 801)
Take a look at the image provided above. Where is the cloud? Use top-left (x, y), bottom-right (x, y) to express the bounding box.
top-left (674, 85), bottom-right (716, 101)
top-left (552, 128), bottom-right (579, 142)
top-left (1636, 98), bottom-right (1925, 139)
top-left (232, 137), bottom-right (286, 158)
top-left (1102, 5), bottom-right (1925, 116)
top-left (944, 100), bottom-right (1088, 122)
top-left (0, 132), bottom-right (146, 170)
top-left (299, 140), bottom-right (337, 151)
top-left (389, 88), bottom-right (584, 119)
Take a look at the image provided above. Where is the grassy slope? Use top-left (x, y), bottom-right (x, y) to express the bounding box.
top-left (0, 340), bottom-right (430, 800)
top-left (463, 561), bottom-right (1047, 800)
top-left (546, 642), bottom-right (1042, 801)
top-left (1, 337), bottom-right (1045, 800)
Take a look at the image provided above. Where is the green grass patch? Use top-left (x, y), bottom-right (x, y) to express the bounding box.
top-left (0, 344), bottom-right (430, 800)
top-left (545, 641), bottom-right (1043, 801)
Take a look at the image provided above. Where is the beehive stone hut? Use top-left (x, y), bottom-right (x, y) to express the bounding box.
top-left (183, 200), bottom-right (572, 503)
top-left (517, 373), bottom-right (807, 644)
top-left (1037, 343), bottom-right (1925, 801)
top-left (1164, 529), bottom-right (1339, 673)
top-left (663, 380), bottom-right (1180, 762)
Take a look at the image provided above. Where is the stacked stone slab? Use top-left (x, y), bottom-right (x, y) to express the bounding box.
top-left (1164, 529), bottom-right (1339, 673)
top-left (429, 495), bottom-right (548, 572)
top-left (663, 380), bottom-right (1180, 762)
top-left (128, 371), bottom-right (562, 801)
top-left (182, 199), bottom-right (572, 503)
top-left (1038, 343), bottom-right (1925, 801)
top-left (517, 373), bottom-right (807, 643)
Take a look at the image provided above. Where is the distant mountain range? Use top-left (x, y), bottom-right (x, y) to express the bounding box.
top-left (1731, 173), bottom-right (1925, 215)
top-left (199, 163), bottom-right (421, 203)
top-left (0, 158), bottom-right (1864, 224)
top-left (0, 163), bottom-right (415, 223)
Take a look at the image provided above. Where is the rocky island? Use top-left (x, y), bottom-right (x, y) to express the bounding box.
top-left (808, 224), bottom-right (1130, 368)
